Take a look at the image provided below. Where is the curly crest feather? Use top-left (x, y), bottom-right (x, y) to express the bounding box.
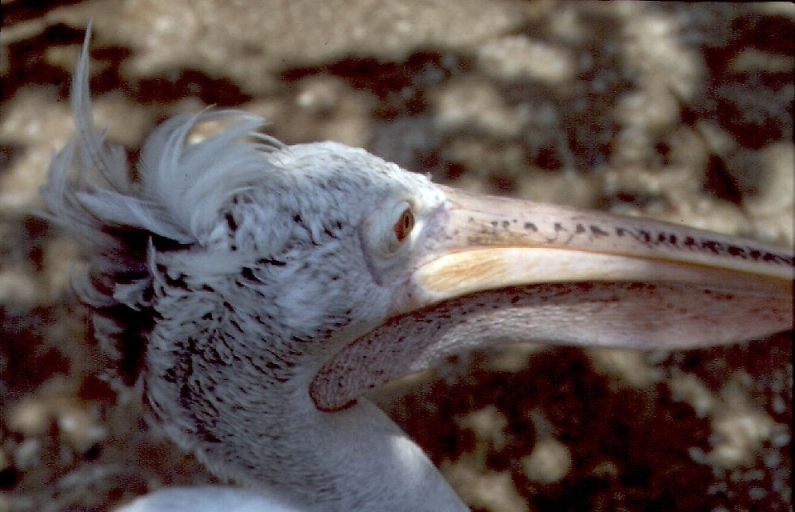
top-left (40, 30), bottom-right (286, 384)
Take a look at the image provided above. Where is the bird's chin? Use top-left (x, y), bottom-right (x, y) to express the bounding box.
top-left (311, 274), bottom-right (792, 412)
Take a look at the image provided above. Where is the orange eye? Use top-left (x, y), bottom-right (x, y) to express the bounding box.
top-left (393, 208), bottom-right (415, 242)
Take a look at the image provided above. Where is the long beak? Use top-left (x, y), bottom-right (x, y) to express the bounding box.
top-left (311, 186), bottom-right (793, 411)
top-left (411, 186), bottom-right (792, 305)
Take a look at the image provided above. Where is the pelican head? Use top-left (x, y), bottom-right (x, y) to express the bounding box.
top-left (41, 34), bottom-right (793, 511)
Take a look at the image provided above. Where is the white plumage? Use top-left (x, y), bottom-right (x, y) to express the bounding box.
top-left (42, 31), bottom-right (792, 511)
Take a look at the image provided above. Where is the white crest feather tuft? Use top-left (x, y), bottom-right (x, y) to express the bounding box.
top-left (39, 26), bottom-right (287, 384)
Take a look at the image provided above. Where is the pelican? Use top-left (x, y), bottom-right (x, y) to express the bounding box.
top-left (41, 32), bottom-right (793, 512)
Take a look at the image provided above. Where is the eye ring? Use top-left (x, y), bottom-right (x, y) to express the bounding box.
top-left (393, 207), bottom-right (415, 242)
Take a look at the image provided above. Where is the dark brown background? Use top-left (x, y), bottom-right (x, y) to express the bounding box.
top-left (1, 2), bottom-right (792, 511)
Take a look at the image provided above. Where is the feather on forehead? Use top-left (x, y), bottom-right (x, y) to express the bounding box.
top-left (48, 34), bottom-right (334, 247)
top-left (38, 30), bottom-right (297, 381)
top-left (40, 27), bottom-right (434, 292)
top-left (46, 32), bottom-right (288, 244)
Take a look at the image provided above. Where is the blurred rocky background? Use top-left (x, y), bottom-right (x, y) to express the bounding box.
top-left (0, 1), bottom-right (792, 511)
